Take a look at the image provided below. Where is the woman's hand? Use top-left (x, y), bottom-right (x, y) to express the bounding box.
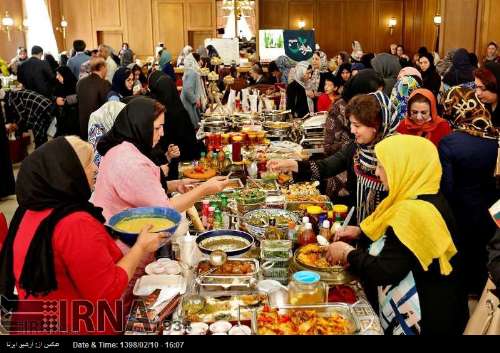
top-left (5, 123), bottom-right (17, 133)
top-left (160, 164), bottom-right (169, 176)
top-left (166, 144), bottom-right (181, 161)
top-left (306, 90), bottom-right (315, 98)
top-left (201, 176), bottom-right (231, 195)
top-left (333, 226), bottom-right (362, 242)
top-left (266, 159), bottom-right (299, 173)
top-left (326, 241), bottom-right (355, 266)
top-left (175, 178), bottom-right (198, 193)
top-left (135, 225), bottom-right (170, 253)
top-left (56, 97), bottom-right (65, 106)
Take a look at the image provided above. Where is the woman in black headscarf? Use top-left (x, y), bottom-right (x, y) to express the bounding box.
top-left (443, 48), bottom-right (476, 88)
top-left (93, 97), bottom-right (230, 220)
top-left (0, 92), bottom-right (15, 198)
top-left (54, 66), bottom-right (80, 136)
top-left (418, 52), bottom-right (442, 99)
top-left (107, 67), bottom-right (134, 102)
top-left (148, 71), bottom-right (204, 179)
top-left (0, 136), bottom-right (167, 334)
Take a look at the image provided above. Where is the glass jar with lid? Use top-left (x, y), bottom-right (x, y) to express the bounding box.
top-left (288, 271), bottom-right (327, 305)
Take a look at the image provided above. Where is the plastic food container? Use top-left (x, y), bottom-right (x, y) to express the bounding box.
top-left (288, 271), bottom-right (327, 305)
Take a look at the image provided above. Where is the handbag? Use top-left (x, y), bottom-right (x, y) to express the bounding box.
top-left (464, 278), bottom-right (500, 335)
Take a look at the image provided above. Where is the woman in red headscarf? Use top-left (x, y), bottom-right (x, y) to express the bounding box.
top-left (397, 88), bottom-right (452, 146)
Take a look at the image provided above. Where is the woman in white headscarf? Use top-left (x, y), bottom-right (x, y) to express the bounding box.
top-left (177, 45), bottom-right (193, 67)
top-left (88, 101), bottom-right (126, 167)
top-left (180, 53), bottom-right (207, 128)
top-left (287, 61), bottom-right (311, 118)
top-left (351, 41), bottom-right (363, 63)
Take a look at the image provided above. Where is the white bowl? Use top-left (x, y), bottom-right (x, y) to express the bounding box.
top-left (228, 325), bottom-right (251, 335)
top-left (189, 322), bottom-right (209, 335)
top-left (209, 320), bottom-right (232, 334)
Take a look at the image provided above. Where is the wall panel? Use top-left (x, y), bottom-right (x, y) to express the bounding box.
top-left (155, 1), bottom-right (186, 59)
top-left (442, 0), bottom-right (478, 54)
top-left (288, 1), bottom-right (314, 30)
top-left (259, 0), bottom-right (288, 29)
top-left (316, 0), bottom-right (343, 56)
top-left (91, 0), bottom-right (123, 29)
top-left (62, 0), bottom-right (96, 50)
top-left (125, 0), bottom-right (154, 57)
top-left (186, 0), bottom-right (214, 29)
top-left (376, 0), bottom-right (404, 53)
top-left (0, 0), bottom-right (26, 61)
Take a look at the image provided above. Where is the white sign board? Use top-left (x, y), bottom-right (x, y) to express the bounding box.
top-left (204, 38), bottom-right (240, 65)
top-left (259, 30), bottom-right (286, 62)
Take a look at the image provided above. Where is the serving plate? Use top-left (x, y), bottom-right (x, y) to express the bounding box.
top-left (242, 209), bottom-right (300, 240)
top-left (195, 229), bottom-right (254, 257)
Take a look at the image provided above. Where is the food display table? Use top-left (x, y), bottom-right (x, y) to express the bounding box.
top-left (125, 171), bottom-right (383, 335)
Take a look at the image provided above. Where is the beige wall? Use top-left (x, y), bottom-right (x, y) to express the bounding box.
top-left (0, 0), bottom-right (26, 62)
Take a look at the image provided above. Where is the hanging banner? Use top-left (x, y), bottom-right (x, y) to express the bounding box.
top-left (283, 30), bottom-right (315, 62)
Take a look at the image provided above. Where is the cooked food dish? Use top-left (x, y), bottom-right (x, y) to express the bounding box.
top-left (184, 294), bottom-right (268, 323)
top-left (235, 189), bottom-right (266, 205)
top-left (246, 210), bottom-right (296, 228)
top-left (199, 236), bottom-right (251, 252)
top-left (297, 244), bottom-right (331, 269)
top-left (183, 165), bottom-right (217, 180)
top-left (115, 217), bottom-right (174, 233)
top-left (197, 260), bottom-right (256, 276)
top-left (257, 306), bottom-right (355, 335)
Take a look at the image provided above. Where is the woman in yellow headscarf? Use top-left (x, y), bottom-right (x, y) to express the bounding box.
top-left (327, 134), bottom-right (468, 335)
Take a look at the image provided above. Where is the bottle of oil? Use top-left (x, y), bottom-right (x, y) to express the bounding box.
top-left (264, 217), bottom-right (281, 240)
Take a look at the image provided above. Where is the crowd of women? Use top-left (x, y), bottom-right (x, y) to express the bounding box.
top-left (0, 38), bottom-right (499, 335)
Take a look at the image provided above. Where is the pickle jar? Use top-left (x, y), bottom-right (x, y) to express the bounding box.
top-left (288, 271), bottom-right (327, 305)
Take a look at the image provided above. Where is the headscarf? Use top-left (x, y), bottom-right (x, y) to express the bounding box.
top-left (317, 51), bottom-right (329, 73)
top-left (275, 55), bottom-right (294, 84)
top-left (443, 48), bottom-right (475, 87)
top-left (110, 67), bottom-right (133, 98)
top-left (183, 53), bottom-right (200, 74)
top-left (207, 45), bottom-right (219, 58)
top-left (177, 45), bottom-right (193, 66)
top-left (148, 71), bottom-right (202, 161)
top-left (97, 97), bottom-right (158, 159)
top-left (443, 86), bottom-right (498, 139)
top-left (361, 135), bottom-right (457, 275)
top-left (291, 61), bottom-right (310, 88)
top-left (54, 66), bottom-right (77, 98)
top-left (399, 88), bottom-right (449, 140)
top-left (0, 137), bottom-right (105, 299)
top-left (354, 91), bottom-right (399, 222)
top-left (371, 53), bottom-right (402, 96)
top-left (342, 69), bottom-right (384, 102)
top-left (390, 75), bottom-right (421, 122)
top-left (398, 67), bottom-right (422, 81)
top-left (159, 50), bottom-right (172, 71)
top-left (351, 41), bottom-right (363, 61)
top-left (436, 49), bottom-right (457, 77)
top-left (88, 101), bottom-right (126, 135)
top-left (336, 63), bottom-right (352, 84)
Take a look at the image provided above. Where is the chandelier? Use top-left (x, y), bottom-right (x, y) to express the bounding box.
top-left (222, 0), bottom-right (254, 19)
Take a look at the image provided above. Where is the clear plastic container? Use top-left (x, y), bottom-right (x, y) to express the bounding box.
top-left (288, 271), bottom-right (327, 305)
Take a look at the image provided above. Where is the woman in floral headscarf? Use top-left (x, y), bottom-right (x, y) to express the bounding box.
top-left (439, 86), bottom-right (500, 296)
top-left (390, 74), bottom-right (421, 122)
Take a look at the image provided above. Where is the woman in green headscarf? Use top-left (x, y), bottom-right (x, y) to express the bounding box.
top-left (158, 50), bottom-right (175, 81)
